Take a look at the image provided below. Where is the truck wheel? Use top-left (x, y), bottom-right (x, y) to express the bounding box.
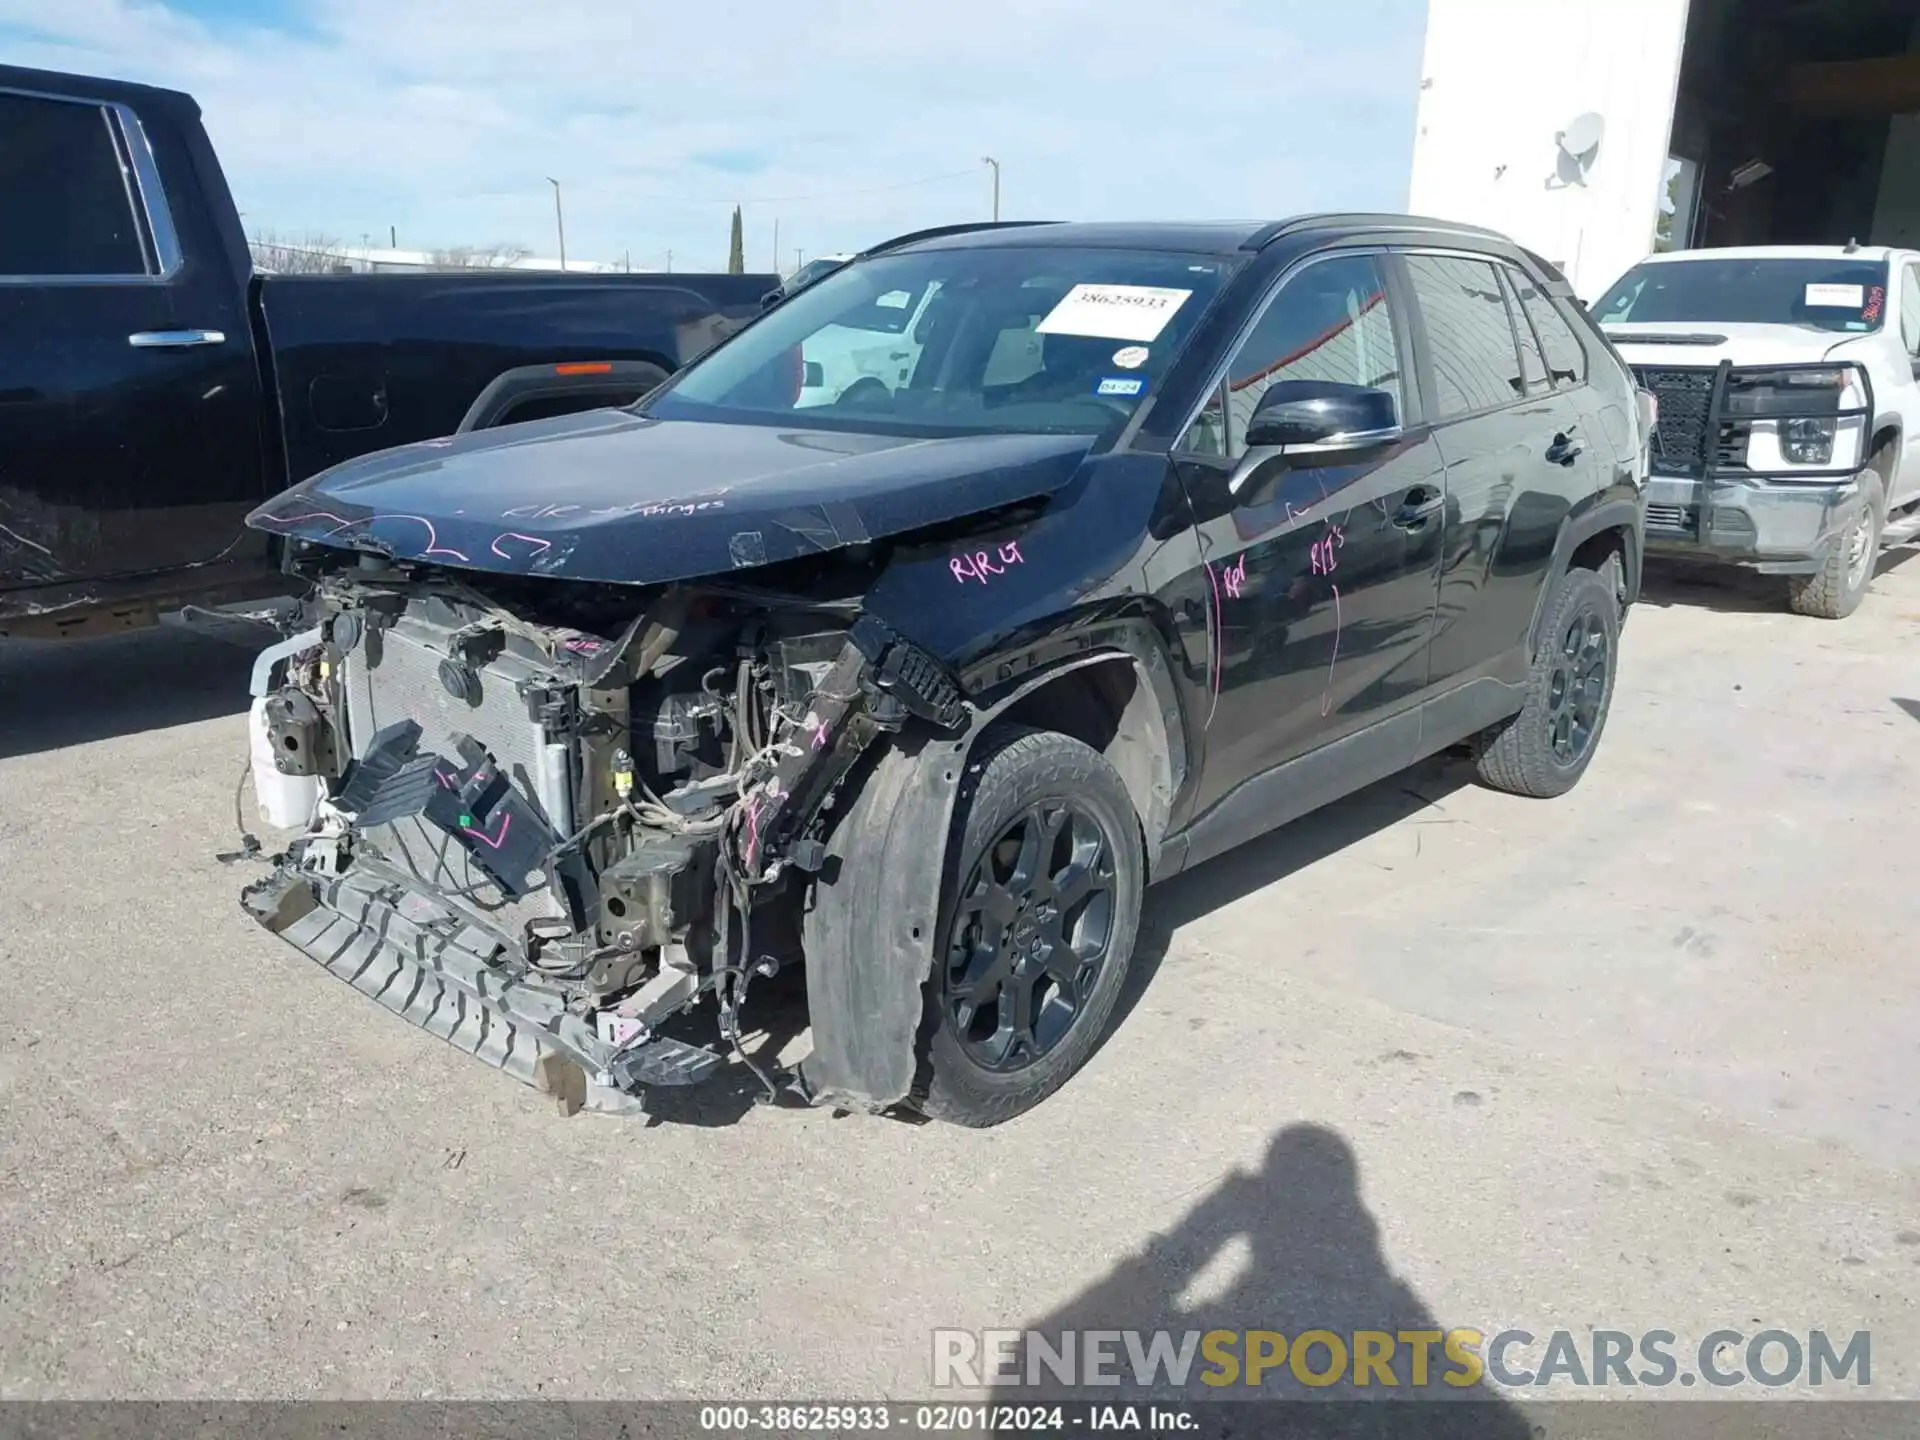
top-left (1473, 562), bottom-right (1619, 799)
top-left (1786, 468), bottom-right (1885, 620)
top-left (914, 725), bottom-right (1143, 1127)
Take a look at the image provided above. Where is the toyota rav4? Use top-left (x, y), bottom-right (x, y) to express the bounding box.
top-left (239, 215), bottom-right (1648, 1127)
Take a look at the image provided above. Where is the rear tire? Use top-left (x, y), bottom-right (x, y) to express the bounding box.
top-left (914, 725), bottom-right (1143, 1128)
top-left (1786, 467), bottom-right (1885, 620)
top-left (1474, 563), bottom-right (1620, 799)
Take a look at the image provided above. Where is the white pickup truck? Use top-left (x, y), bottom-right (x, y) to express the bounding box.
top-left (1593, 245), bottom-right (1920, 618)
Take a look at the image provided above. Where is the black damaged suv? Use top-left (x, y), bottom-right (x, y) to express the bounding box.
top-left (242, 215), bottom-right (1648, 1127)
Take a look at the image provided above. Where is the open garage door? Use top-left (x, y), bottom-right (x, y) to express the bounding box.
top-left (1410, 0), bottom-right (1920, 297)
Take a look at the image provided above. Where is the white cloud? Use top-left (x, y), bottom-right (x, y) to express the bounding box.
top-left (1, 0), bottom-right (1428, 271)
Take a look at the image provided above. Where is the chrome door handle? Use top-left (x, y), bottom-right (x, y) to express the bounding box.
top-left (128, 329), bottom-right (226, 348)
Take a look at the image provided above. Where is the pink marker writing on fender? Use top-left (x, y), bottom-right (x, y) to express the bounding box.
top-left (950, 540), bottom-right (1027, 585)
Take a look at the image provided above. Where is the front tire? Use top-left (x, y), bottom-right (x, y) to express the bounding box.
top-left (1474, 563), bottom-right (1620, 799)
top-left (915, 725), bottom-right (1143, 1127)
top-left (1786, 469), bottom-right (1884, 620)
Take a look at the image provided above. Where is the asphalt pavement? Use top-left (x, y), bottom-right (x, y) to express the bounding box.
top-left (2, 560), bottom-right (1917, 1404)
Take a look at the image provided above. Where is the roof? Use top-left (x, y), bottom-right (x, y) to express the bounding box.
top-left (1639, 245), bottom-right (1911, 264)
top-left (883, 214), bottom-right (1512, 257)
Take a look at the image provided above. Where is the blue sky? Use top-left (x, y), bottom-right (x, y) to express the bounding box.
top-left (2, 0), bottom-right (1430, 273)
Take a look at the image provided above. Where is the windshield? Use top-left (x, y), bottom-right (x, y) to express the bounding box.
top-left (649, 245), bottom-right (1233, 440)
top-left (1595, 257), bottom-right (1890, 334)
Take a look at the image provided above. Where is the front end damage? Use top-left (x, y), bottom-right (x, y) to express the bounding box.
top-left (240, 551), bottom-right (971, 1116)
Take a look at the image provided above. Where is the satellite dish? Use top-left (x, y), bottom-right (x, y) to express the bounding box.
top-left (1550, 112), bottom-right (1606, 188)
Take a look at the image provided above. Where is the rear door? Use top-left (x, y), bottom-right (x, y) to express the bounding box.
top-left (0, 79), bottom-right (266, 591)
top-left (1170, 248), bottom-right (1447, 816)
top-left (1400, 250), bottom-right (1590, 690)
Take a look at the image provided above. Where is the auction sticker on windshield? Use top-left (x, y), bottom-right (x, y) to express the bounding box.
top-left (1038, 284), bottom-right (1192, 342)
top-left (1805, 283), bottom-right (1866, 308)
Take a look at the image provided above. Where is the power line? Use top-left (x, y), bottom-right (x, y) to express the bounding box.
top-left (482, 166), bottom-right (983, 209)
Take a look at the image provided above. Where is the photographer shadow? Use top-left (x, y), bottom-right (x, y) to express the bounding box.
top-left (992, 1124), bottom-right (1533, 1438)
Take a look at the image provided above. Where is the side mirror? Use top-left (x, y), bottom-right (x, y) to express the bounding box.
top-left (802, 360), bottom-right (824, 387)
top-left (1230, 381), bottom-right (1402, 497)
top-left (761, 289), bottom-right (784, 311)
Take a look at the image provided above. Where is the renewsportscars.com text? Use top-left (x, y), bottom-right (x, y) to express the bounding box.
top-left (931, 1327), bottom-right (1871, 1390)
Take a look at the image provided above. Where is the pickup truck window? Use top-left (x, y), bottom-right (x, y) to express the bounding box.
top-left (1180, 252), bottom-right (1402, 459)
top-left (1595, 257), bottom-right (1891, 334)
top-left (650, 246), bottom-right (1231, 441)
top-left (1404, 253), bottom-right (1526, 418)
top-left (0, 92), bottom-right (148, 277)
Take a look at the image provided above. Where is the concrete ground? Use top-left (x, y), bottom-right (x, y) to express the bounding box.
top-left (2, 558), bottom-right (1918, 1409)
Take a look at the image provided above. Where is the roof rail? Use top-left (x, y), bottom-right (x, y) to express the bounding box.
top-left (1241, 212), bottom-right (1510, 251)
top-left (858, 220), bottom-right (1062, 259)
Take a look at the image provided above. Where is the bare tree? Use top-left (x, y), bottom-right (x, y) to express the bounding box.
top-left (250, 230), bottom-right (354, 274)
top-left (427, 243), bottom-right (534, 270)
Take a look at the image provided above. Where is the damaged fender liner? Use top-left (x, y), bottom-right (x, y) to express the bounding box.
top-left (798, 649), bottom-right (1161, 1113)
top-left (242, 859), bottom-right (720, 1113)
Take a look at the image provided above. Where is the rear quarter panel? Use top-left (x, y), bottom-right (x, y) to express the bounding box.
top-left (257, 273), bottom-right (774, 484)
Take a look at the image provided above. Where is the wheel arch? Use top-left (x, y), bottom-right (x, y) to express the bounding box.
top-left (796, 629), bottom-right (1186, 1114)
top-left (1528, 495), bottom-right (1643, 657)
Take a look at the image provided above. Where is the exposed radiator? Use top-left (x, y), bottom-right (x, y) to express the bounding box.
top-left (339, 616), bottom-right (572, 928)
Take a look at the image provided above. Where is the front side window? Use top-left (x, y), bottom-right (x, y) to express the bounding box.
top-left (0, 92), bottom-right (148, 277)
top-left (1594, 257), bottom-right (1892, 334)
top-left (1404, 254), bottom-right (1525, 417)
top-left (1180, 252), bottom-right (1403, 459)
top-left (650, 245), bottom-right (1232, 441)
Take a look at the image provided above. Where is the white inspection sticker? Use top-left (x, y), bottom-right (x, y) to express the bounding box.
top-left (1037, 284), bottom-right (1193, 342)
top-left (1111, 345), bottom-right (1150, 369)
top-left (1805, 283), bottom-right (1865, 308)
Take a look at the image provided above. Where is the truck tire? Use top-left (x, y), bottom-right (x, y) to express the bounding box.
top-left (913, 724), bottom-right (1143, 1127)
top-left (1786, 466), bottom-right (1886, 620)
top-left (1473, 562), bottom-right (1620, 799)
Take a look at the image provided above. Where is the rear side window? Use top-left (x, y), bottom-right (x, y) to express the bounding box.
top-left (0, 92), bottom-right (148, 277)
top-left (1512, 270), bottom-right (1587, 388)
top-left (1404, 254), bottom-right (1525, 417)
top-left (1497, 268), bottom-right (1549, 394)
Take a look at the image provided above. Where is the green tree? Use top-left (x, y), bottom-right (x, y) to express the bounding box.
top-left (727, 206), bottom-right (744, 274)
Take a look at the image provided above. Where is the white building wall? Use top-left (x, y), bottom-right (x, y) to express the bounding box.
top-left (1408, 0), bottom-right (1693, 299)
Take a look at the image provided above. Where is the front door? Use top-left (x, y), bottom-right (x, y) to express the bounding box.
top-left (0, 81), bottom-right (267, 593)
top-left (1170, 250), bottom-right (1446, 817)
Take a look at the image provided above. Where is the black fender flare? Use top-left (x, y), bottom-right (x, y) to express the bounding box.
top-left (1528, 493), bottom-right (1644, 656)
top-left (454, 359), bottom-right (673, 434)
top-left (797, 629), bottom-right (1187, 1114)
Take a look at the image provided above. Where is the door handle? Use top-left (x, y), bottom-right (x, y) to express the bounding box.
top-left (1545, 429), bottom-right (1584, 466)
top-left (1392, 486), bottom-right (1445, 529)
top-left (128, 329), bottom-right (226, 348)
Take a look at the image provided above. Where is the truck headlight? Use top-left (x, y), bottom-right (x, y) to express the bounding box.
top-left (1782, 417), bottom-right (1836, 465)
top-left (1725, 363), bottom-right (1870, 475)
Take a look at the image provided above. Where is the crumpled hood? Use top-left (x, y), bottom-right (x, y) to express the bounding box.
top-left (1605, 321), bottom-right (1867, 371)
top-left (247, 408), bottom-right (1095, 585)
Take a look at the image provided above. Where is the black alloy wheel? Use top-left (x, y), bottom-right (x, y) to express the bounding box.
top-left (943, 799), bottom-right (1117, 1073)
top-left (1546, 607), bottom-right (1609, 766)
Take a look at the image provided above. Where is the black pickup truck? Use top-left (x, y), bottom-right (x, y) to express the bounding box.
top-left (0, 64), bottom-right (773, 637)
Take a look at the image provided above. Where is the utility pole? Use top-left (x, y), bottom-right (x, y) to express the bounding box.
top-left (666, 249), bottom-right (672, 273)
top-left (981, 156), bottom-right (1000, 221)
top-left (389, 225), bottom-right (397, 248)
top-left (794, 248), bottom-right (804, 271)
top-left (772, 218), bottom-right (780, 273)
top-left (546, 177), bottom-right (567, 271)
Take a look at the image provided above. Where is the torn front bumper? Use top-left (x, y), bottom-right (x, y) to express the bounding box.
top-left (242, 854), bottom-right (721, 1115)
